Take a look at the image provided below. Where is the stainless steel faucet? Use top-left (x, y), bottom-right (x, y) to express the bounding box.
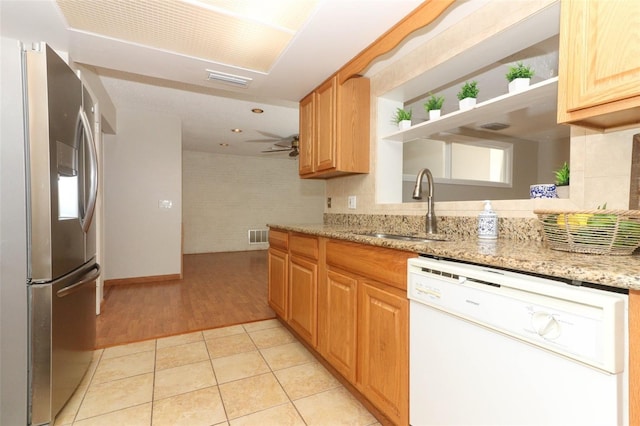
top-left (412, 168), bottom-right (437, 234)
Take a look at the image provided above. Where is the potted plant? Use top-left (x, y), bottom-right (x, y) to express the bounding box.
top-left (392, 107), bottom-right (412, 130)
top-left (424, 93), bottom-right (444, 120)
top-left (554, 161), bottom-right (570, 198)
top-left (506, 62), bottom-right (534, 93)
top-left (457, 81), bottom-right (479, 111)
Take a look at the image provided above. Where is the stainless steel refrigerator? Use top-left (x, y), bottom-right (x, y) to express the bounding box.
top-left (22, 43), bottom-right (100, 426)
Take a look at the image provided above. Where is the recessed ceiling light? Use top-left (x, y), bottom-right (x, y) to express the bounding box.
top-left (219, 143), bottom-right (229, 147)
top-left (251, 108), bottom-right (264, 114)
top-left (231, 128), bottom-right (242, 133)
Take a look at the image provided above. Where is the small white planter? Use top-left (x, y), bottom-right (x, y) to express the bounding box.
top-left (556, 185), bottom-right (570, 199)
top-left (508, 78), bottom-right (530, 93)
top-left (458, 97), bottom-right (476, 111)
top-left (428, 109), bottom-right (441, 120)
top-left (398, 120), bottom-right (412, 130)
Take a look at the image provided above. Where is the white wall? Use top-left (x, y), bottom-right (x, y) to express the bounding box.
top-left (103, 108), bottom-right (182, 280)
top-left (182, 151), bottom-right (325, 253)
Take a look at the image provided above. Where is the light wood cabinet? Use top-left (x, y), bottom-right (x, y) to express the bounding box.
top-left (323, 239), bottom-right (415, 425)
top-left (322, 268), bottom-right (358, 383)
top-left (358, 280), bottom-right (409, 426)
top-left (267, 229), bottom-right (289, 319)
top-left (298, 75), bottom-right (370, 178)
top-left (315, 77), bottom-right (337, 173)
top-left (557, 0), bottom-right (640, 129)
top-left (298, 92), bottom-right (315, 175)
top-left (288, 233), bottom-right (319, 347)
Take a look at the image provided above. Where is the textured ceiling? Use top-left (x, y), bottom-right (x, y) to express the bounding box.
top-left (56, 0), bottom-right (317, 73)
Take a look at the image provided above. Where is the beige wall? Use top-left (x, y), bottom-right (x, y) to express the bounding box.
top-left (182, 151), bottom-right (325, 254)
top-left (325, 0), bottom-right (638, 218)
top-left (103, 108), bottom-right (182, 280)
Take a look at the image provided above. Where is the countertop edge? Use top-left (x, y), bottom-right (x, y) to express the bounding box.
top-left (268, 224), bottom-right (640, 291)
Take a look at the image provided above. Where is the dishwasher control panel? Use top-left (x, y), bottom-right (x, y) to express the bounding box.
top-left (408, 256), bottom-right (627, 374)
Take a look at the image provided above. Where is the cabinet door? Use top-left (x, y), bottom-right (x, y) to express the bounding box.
top-left (314, 76), bottom-right (336, 172)
top-left (358, 280), bottom-right (408, 426)
top-left (267, 248), bottom-right (288, 319)
top-left (298, 92), bottom-right (315, 175)
top-left (289, 255), bottom-right (318, 347)
top-left (337, 76), bottom-right (370, 174)
top-left (323, 269), bottom-right (358, 383)
top-left (558, 0), bottom-right (640, 127)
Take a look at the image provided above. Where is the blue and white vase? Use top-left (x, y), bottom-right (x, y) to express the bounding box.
top-left (530, 184), bottom-right (557, 199)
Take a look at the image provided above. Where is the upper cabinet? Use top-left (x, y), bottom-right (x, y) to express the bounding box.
top-left (298, 92), bottom-right (315, 175)
top-left (296, 0), bottom-right (459, 180)
top-left (299, 75), bottom-right (370, 179)
top-left (557, 0), bottom-right (640, 130)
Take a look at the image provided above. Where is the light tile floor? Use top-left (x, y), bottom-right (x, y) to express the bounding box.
top-left (54, 319), bottom-right (380, 426)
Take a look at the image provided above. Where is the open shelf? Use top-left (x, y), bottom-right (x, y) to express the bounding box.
top-left (382, 77), bottom-right (559, 142)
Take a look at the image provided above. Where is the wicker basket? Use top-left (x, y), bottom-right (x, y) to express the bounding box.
top-left (534, 209), bottom-right (640, 255)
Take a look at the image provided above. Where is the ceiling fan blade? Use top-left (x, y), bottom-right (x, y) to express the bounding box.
top-left (257, 131), bottom-right (286, 139)
top-left (246, 139), bottom-right (280, 143)
top-left (261, 148), bottom-right (292, 153)
top-left (274, 141), bottom-right (293, 148)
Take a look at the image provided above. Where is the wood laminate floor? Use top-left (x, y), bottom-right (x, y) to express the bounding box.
top-left (96, 251), bottom-right (275, 348)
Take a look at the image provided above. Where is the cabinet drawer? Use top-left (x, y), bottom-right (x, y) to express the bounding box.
top-left (290, 233), bottom-right (319, 260)
top-left (268, 229), bottom-right (289, 251)
top-left (326, 239), bottom-right (416, 291)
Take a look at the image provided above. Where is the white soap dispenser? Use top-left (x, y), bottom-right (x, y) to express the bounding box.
top-left (478, 200), bottom-right (498, 239)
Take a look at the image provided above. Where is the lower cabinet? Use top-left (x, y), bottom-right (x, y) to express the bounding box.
top-left (289, 255), bottom-right (318, 347)
top-left (322, 239), bottom-right (415, 425)
top-left (323, 268), bottom-right (358, 383)
top-left (267, 230), bottom-right (289, 320)
top-left (267, 230), bottom-right (414, 425)
top-left (357, 280), bottom-right (409, 426)
top-left (287, 233), bottom-right (320, 348)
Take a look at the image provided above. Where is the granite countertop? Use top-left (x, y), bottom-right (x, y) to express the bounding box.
top-left (269, 223), bottom-right (640, 291)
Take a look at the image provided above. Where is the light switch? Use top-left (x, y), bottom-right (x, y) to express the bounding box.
top-left (348, 196), bottom-right (356, 209)
top-left (159, 200), bottom-right (173, 209)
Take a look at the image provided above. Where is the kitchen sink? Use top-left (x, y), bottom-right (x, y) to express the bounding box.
top-left (357, 232), bottom-right (447, 243)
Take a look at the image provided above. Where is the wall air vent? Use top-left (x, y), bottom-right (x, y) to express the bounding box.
top-left (248, 229), bottom-right (269, 244)
top-left (206, 70), bottom-right (252, 87)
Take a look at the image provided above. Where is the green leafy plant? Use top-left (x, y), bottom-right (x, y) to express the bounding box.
top-left (554, 161), bottom-right (570, 186)
top-left (391, 107), bottom-right (412, 124)
top-left (506, 62), bottom-right (535, 82)
top-left (424, 93), bottom-right (444, 112)
top-left (457, 81), bottom-right (479, 100)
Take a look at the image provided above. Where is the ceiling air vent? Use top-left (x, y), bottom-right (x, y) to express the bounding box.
top-left (480, 122), bottom-right (510, 131)
top-left (206, 70), bottom-right (252, 88)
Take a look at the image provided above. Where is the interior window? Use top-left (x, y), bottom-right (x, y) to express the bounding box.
top-left (403, 135), bottom-right (513, 187)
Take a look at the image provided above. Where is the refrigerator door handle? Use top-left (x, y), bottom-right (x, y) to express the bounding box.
top-left (56, 264), bottom-right (100, 298)
top-left (78, 106), bottom-right (98, 233)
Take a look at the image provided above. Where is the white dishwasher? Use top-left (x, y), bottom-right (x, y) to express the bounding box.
top-left (408, 256), bottom-right (628, 426)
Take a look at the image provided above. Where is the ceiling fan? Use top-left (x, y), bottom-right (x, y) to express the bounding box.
top-left (246, 132), bottom-right (299, 157)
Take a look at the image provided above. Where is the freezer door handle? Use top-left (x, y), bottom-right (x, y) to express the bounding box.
top-left (56, 264), bottom-right (100, 298)
top-left (78, 106), bottom-right (98, 233)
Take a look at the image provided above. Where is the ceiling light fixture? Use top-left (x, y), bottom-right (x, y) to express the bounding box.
top-left (251, 108), bottom-right (264, 114)
top-left (219, 143), bottom-right (229, 147)
top-left (231, 128), bottom-right (242, 133)
top-left (206, 70), bottom-right (252, 87)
